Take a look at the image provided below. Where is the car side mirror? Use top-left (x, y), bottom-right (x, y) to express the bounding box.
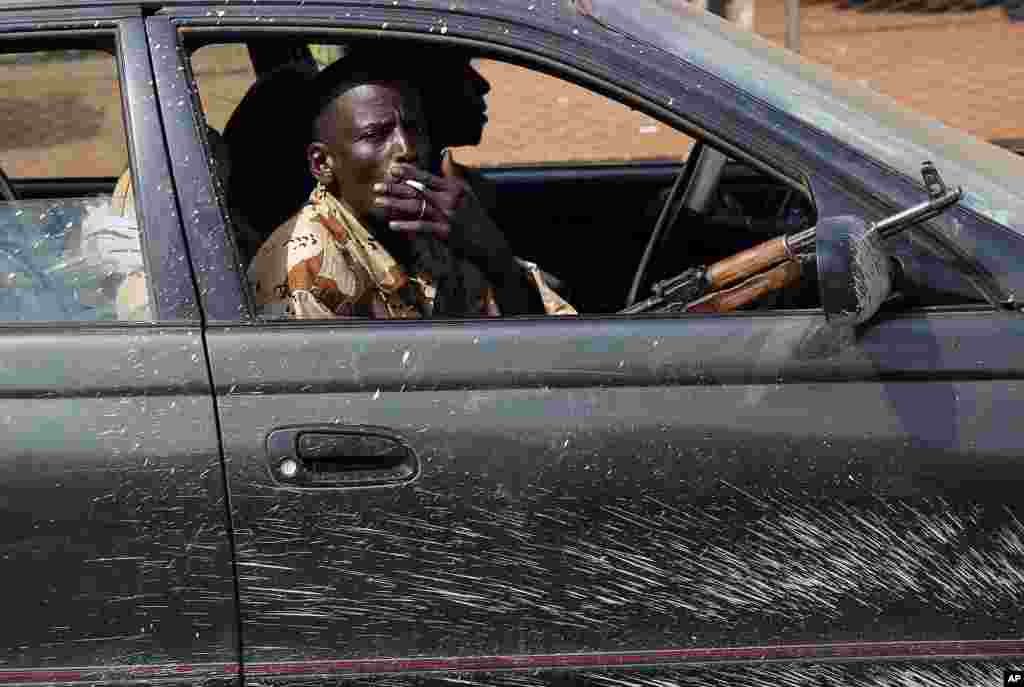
top-left (814, 162), bottom-right (974, 328)
top-left (815, 215), bottom-right (893, 327)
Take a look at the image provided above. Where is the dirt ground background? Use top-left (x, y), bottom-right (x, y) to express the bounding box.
top-left (3, 0), bottom-right (1024, 178)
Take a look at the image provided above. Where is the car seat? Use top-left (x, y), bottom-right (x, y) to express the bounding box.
top-left (223, 62), bottom-right (317, 267)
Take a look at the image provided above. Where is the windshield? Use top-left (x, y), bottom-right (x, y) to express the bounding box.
top-left (579, 0), bottom-right (1024, 232)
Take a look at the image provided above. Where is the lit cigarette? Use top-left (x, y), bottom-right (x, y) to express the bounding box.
top-left (403, 180), bottom-right (426, 193)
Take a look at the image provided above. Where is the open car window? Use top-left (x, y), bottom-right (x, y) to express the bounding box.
top-left (455, 58), bottom-right (693, 167)
top-left (190, 43), bottom-right (255, 135)
top-left (185, 38), bottom-right (830, 319)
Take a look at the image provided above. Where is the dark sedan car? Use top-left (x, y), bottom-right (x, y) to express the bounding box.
top-left (2, 0), bottom-right (1024, 685)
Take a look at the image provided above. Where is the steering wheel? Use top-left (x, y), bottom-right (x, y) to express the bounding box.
top-left (0, 163), bottom-right (16, 202)
top-left (625, 143), bottom-right (730, 308)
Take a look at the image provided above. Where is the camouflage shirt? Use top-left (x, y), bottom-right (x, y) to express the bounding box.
top-left (248, 183), bottom-right (576, 319)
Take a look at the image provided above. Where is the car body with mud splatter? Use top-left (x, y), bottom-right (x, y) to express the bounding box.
top-left (2, 0), bottom-right (1024, 686)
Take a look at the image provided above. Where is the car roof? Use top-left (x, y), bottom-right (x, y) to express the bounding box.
top-left (0, 0), bottom-right (581, 22)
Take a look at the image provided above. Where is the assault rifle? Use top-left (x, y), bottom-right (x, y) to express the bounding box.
top-left (622, 164), bottom-right (963, 315)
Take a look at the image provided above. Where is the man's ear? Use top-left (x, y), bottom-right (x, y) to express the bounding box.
top-left (308, 143), bottom-right (334, 185)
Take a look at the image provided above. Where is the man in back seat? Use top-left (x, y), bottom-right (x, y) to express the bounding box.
top-left (91, 127), bottom-right (230, 319)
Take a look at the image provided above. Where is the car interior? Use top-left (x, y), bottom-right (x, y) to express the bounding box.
top-left (2, 30), bottom-right (997, 323)
top-left (2, 34), bottom-right (823, 321)
top-left (180, 35), bottom-right (821, 317)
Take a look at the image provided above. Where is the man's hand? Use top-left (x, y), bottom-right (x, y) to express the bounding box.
top-left (371, 151), bottom-right (542, 314)
top-left (373, 152), bottom-right (511, 266)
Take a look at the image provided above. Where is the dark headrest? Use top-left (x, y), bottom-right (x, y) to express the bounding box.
top-left (223, 62), bottom-right (319, 254)
top-left (224, 61), bottom-right (318, 147)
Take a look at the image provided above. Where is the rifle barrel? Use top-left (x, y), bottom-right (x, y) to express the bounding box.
top-left (784, 186), bottom-right (962, 254)
top-left (875, 187), bottom-right (962, 238)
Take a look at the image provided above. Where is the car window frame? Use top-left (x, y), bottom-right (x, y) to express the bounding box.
top-left (0, 12), bottom-right (201, 323)
top-left (161, 7), bottom-right (997, 325)
top-left (161, 13), bottom-right (827, 322)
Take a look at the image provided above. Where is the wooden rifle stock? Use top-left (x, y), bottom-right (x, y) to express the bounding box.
top-left (622, 237), bottom-right (804, 315)
top-left (705, 236), bottom-right (792, 290)
top-left (685, 260), bottom-right (803, 314)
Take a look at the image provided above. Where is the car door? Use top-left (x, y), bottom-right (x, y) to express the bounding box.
top-left (156, 4), bottom-right (1024, 685)
top-left (0, 9), bottom-right (237, 685)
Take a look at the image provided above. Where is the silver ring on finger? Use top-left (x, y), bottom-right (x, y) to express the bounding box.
top-left (417, 198), bottom-right (427, 221)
